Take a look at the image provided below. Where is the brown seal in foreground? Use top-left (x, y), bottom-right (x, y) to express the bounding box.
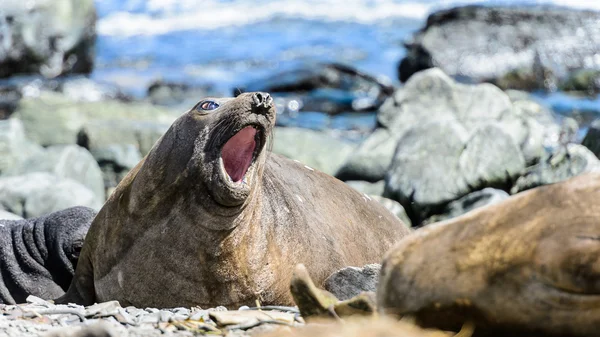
top-left (56, 92), bottom-right (410, 309)
top-left (377, 171), bottom-right (600, 337)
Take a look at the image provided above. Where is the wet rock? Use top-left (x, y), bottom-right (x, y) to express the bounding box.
top-left (0, 210), bottom-right (22, 220)
top-left (272, 127), bottom-right (354, 176)
top-left (237, 63), bottom-right (394, 115)
top-left (8, 145), bottom-right (105, 202)
top-left (338, 69), bottom-right (556, 184)
top-left (424, 188), bottom-right (509, 225)
top-left (344, 180), bottom-right (384, 196)
top-left (511, 144), bottom-right (600, 194)
top-left (559, 69), bottom-right (600, 95)
top-left (0, 85), bottom-right (21, 119)
top-left (398, 5), bottom-right (600, 91)
top-left (370, 195), bottom-right (411, 227)
top-left (0, 118), bottom-right (44, 175)
top-left (13, 91), bottom-right (178, 146)
top-left (0, 0), bottom-right (96, 78)
top-left (0, 172), bottom-right (101, 218)
top-left (582, 119), bottom-right (600, 158)
top-left (323, 264), bottom-right (381, 301)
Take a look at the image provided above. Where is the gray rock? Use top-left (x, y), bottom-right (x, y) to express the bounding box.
top-left (424, 188), bottom-right (510, 225)
top-left (370, 195), bottom-right (411, 227)
top-left (0, 210), bottom-right (22, 220)
top-left (582, 119), bottom-right (600, 158)
top-left (0, 119), bottom-right (44, 175)
top-left (13, 91), bottom-right (178, 146)
top-left (398, 6), bottom-right (600, 91)
top-left (335, 128), bottom-right (397, 182)
top-left (323, 264), bottom-right (381, 301)
top-left (338, 69), bottom-right (557, 183)
top-left (0, 172), bottom-right (101, 218)
top-left (344, 180), bottom-right (385, 196)
top-left (384, 121), bottom-right (524, 222)
top-left (511, 144), bottom-right (600, 194)
top-left (272, 127), bottom-right (354, 176)
top-left (9, 145), bottom-right (105, 202)
top-left (0, 0), bottom-right (96, 78)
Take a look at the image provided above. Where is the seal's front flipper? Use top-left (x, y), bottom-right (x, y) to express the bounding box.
top-left (54, 251), bottom-right (96, 306)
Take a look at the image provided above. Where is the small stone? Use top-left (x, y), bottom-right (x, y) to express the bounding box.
top-left (323, 264), bottom-right (381, 301)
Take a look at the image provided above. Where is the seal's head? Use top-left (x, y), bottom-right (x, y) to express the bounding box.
top-left (199, 92), bottom-right (275, 207)
top-left (127, 92), bottom-right (275, 230)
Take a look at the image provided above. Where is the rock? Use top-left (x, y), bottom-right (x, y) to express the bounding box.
top-left (290, 264), bottom-right (377, 321)
top-left (147, 80), bottom-right (214, 109)
top-left (0, 0), bottom-right (97, 78)
top-left (559, 69), bottom-right (600, 95)
top-left (511, 144), bottom-right (600, 194)
top-left (12, 91), bottom-right (178, 146)
top-left (370, 195), bottom-right (411, 227)
top-left (272, 127), bottom-right (354, 176)
top-left (9, 145), bottom-right (105, 202)
top-left (0, 118), bottom-right (44, 175)
top-left (398, 5), bottom-right (600, 91)
top-left (335, 128), bottom-right (397, 182)
top-left (0, 85), bottom-right (21, 119)
top-left (344, 180), bottom-right (385, 196)
top-left (424, 188), bottom-right (509, 225)
top-left (0, 210), bottom-right (22, 220)
top-left (0, 172), bottom-right (101, 218)
top-left (582, 119), bottom-right (600, 158)
top-left (323, 264), bottom-right (381, 301)
top-left (338, 69), bottom-right (556, 183)
top-left (384, 121), bottom-right (524, 223)
top-left (237, 63), bottom-right (394, 115)
top-left (258, 317), bottom-right (452, 337)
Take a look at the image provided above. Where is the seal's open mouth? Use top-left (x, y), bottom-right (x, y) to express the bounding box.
top-left (221, 126), bottom-right (258, 182)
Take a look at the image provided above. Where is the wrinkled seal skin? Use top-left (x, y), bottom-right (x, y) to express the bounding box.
top-left (57, 92), bottom-right (410, 309)
top-left (378, 171), bottom-right (600, 337)
top-left (0, 206), bottom-right (96, 304)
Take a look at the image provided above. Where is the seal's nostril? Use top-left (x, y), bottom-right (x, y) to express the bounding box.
top-left (252, 92), bottom-right (272, 110)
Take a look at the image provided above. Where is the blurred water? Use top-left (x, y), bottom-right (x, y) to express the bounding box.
top-left (91, 0), bottom-right (600, 132)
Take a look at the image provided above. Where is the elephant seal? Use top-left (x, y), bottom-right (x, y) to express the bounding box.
top-left (378, 171), bottom-right (600, 337)
top-left (0, 206), bottom-right (96, 304)
top-left (57, 92), bottom-right (410, 309)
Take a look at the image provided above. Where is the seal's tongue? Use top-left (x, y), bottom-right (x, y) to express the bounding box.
top-left (222, 126), bottom-right (257, 182)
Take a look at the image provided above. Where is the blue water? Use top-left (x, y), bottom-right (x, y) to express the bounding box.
top-left (91, 0), bottom-right (600, 134)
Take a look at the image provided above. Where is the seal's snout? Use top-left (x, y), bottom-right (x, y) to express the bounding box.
top-left (251, 92), bottom-right (273, 113)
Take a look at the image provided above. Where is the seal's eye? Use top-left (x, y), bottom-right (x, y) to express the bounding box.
top-left (197, 101), bottom-right (219, 111)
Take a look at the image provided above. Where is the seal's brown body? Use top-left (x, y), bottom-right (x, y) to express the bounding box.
top-left (378, 171), bottom-right (600, 337)
top-left (57, 93), bottom-right (410, 308)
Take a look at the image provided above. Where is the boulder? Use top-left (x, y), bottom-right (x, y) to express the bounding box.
top-left (370, 196), bottom-right (411, 227)
top-left (272, 127), bottom-right (354, 176)
top-left (323, 264), bottom-right (381, 301)
top-left (9, 145), bottom-right (105, 201)
top-left (338, 69), bottom-right (557, 183)
top-left (582, 119), bottom-right (600, 158)
top-left (12, 91), bottom-right (178, 146)
top-left (398, 5), bottom-right (600, 91)
top-left (511, 144), bottom-right (600, 194)
top-left (384, 121), bottom-right (524, 223)
top-left (423, 188), bottom-right (509, 225)
top-left (344, 180), bottom-right (385, 196)
top-left (0, 210), bottom-right (22, 220)
top-left (0, 172), bottom-right (101, 218)
top-left (0, 0), bottom-right (96, 78)
top-left (0, 118), bottom-right (44, 175)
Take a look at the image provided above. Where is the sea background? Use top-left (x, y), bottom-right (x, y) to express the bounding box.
top-left (92, 0), bottom-right (600, 137)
